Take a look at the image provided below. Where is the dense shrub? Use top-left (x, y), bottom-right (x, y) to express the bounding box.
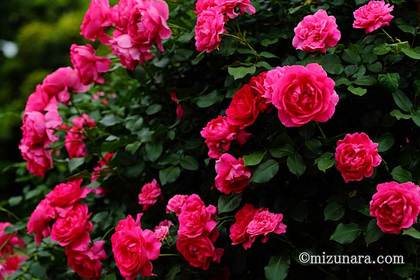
top-left (1, 0), bottom-right (420, 279)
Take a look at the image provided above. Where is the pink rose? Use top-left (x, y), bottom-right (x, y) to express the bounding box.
top-left (229, 204), bottom-right (258, 249)
top-left (111, 215), bottom-right (161, 279)
top-left (27, 199), bottom-right (56, 244)
top-left (80, 0), bottom-right (112, 42)
top-left (195, 0), bottom-right (217, 14)
top-left (42, 67), bottom-right (88, 103)
top-left (44, 98), bottom-right (62, 142)
top-left (292, 9), bottom-right (341, 53)
top-left (0, 223), bottom-right (25, 256)
top-left (226, 84), bottom-right (262, 129)
top-left (176, 235), bottom-right (224, 270)
top-left (91, 152), bottom-right (114, 182)
top-left (153, 220), bottom-right (173, 241)
top-left (46, 179), bottom-right (90, 209)
top-left (370, 181), bottom-right (420, 234)
top-left (110, 33), bottom-right (151, 70)
top-left (246, 209), bottom-right (287, 242)
top-left (263, 66), bottom-right (288, 102)
top-left (24, 85), bottom-right (50, 113)
top-left (19, 144), bottom-right (53, 177)
top-left (65, 240), bottom-right (107, 280)
top-left (178, 194), bottom-right (217, 238)
top-left (249, 71), bottom-right (270, 111)
top-left (270, 63), bottom-right (339, 127)
top-left (335, 132), bottom-right (382, 183)
top-left (166, 194), bottom-right (188, 215)
top-left (65, 127), bottom-right (88, 159)
top-left (70, 44), bottom-right (112, 85)
top-left (353, 0), bottom-right (394, 33)
top-left (0, 255), bottom-right (27, 279)
top-left (138, 179), bottom-right (161, 211)
top-left (195, 7), bottom-right (226, 53)
top-left (215, 0), bottom-right (256, 19)
top-left (51, 204), bottom-right (92, 250)
top-left (20, 112), bottom-right (47, 146)
top-left (201, 115), bottom-right (237, 159)
top-left (72, 114), bottom-right (96, 129)
top-left (215, 153), bottom-right (251, 194)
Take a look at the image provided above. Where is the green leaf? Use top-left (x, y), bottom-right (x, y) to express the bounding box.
top-left (8, 196), bottom-right (23, 207)
top-left (376, 133), bottom-right (394, 152)
top-left (324, 201), bottom-right (345, 221)
top-left (146, 104), bottom-right (162, 115)
top-left (287, 153), bottom-right (306, 176)
top-left (330, 223), bottom-right (361, 244)
top-left (354, 76), bottom-right (376, 86)
top-left (126, 142), bottom-right (142, 154)
top-left (269, 144), bottom-right (294, 158)
top-left (392, 90), bottom-right (413, 112)
top-left (391, 166), bottom-right (413, 182)
top-left (365, 220), bottom-right (384, 245)
top-left (68, 157), bottom-right (85, 172)
top-left (228, 65), bottom-right (256, 80)
top-left (373, 44), bottom-right (391, 55)
top-left (315, 153), bottom-right (335, 173)
top-left (195, 90), bottom-right (223, 108)
top-left (252, 159), bottom-right (279, 183)
top-left (342, 47), bottom-right (361, 64)
top-left (264, 255), bottom-right (290, 280)
top-left (378, 73), bottom-right (400, 92)
top-left (145, 142), bottom-right (163, 161)
top-left (402, 227), bottom-right (420, 239)
top-left (259, 51), bottom-right (278, 58)
top-left (243, 151), bottom-right (266, 166)
top-left (412, 110), bottom-right (420, 127)
top-left (347, 86), bottom-right (367, 96)
top-left (159, 166), bottom-right (181, 185)
top-left (218, 194), bottom-right (242, 214)
top-left (100, 115), bottom-right (122, 126)
top-left (401, 46), bottom-right (420, 60)
top-left (320, 54), bottom-right (343, 75)
top-left (180, 155), bottom-right (199, 171)
top-left (390, 109), bottom-right (412, 120)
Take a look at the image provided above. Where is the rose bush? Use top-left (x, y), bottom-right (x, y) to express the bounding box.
top-left (1, 0), bottom-right (420, 279)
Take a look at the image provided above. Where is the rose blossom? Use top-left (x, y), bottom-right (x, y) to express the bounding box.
top-left (65, 240), bottom-right (107, 280)
top-left (138, 179), bottom-right (161, 211)
top-left (70, 44), bottom-right (112, 85)
top-left (246, 209), bottom-right (287, 242)
top-left (229, 204), bottom-right (258, 249)
top-left (335, 132), bottom-right (382, 183)
top-left (263, 66), bottom-right (288, 102)
top-left (153, 220), bottom-right (173, 241)
top-left (110, 33), bottom-right (151, 70)
top-left (226, 84), bottom-right (262, 128)
top-left (370, 181), bottom-right (420, 234)
top-left (249, 71), bottom-right (270, 111)
top-left (166, 194), bottom-right (188, 215)
top-left (353, 0), bottom-right (394, 33)
top-left (201, 115), bottom-right (238, 159)
top-left (178, 194), bottom-right (217, 238)
top-left (195, 0), bottom-right (217, 14)
top-left (51, 204), bottom-right (93, 250)
top-left (195, 7), bottom-right (226, 53)
top-left (46, 179), bottom-right (90, 209)
top-left (176, 235), bottom-right (223, 270)
top-left (215, 153), bottom-right (251, 194)
top-left (111, 215), bottom-right (161, 279)
top-left (292, 9), bottom-right (341, 53)
top-left (27, 199), bottom-right (56, 244)
top-left (270, 63), bottom-right (339, 127)
top-left (81, 0), bottom-right (112, 42)
top-left (65, 127), bottom-right (88, 159)
top-left (0, 223), bottom-right (25, 256)
top-left (0, 255), bottom-right (27, 279)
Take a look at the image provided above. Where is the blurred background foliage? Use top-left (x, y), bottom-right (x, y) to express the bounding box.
top-left (0, 0), bottom-right (85, 195)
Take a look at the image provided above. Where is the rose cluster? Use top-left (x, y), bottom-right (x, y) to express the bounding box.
top-left (81, 0), bottom-right (171, 70)
top-left (0, 223), bottom-right (26, 279)
top-left (167, 194), bottom-right (224, 270)
top-left (27, 179), bottom-right (106, 279)
top-left (195, 0), bottom-right (256, 52)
